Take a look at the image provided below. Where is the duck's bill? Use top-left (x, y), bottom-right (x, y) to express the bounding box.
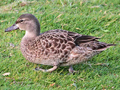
top-left (5, 24), bottom-right (19, 32)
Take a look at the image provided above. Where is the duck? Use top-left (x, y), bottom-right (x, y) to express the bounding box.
top-left (5, 14), bottom-right (115, 73)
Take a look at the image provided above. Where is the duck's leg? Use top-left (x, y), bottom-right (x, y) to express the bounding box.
top-left (69, 66), bottom-right (74, 73)
top-left (68, 66), bottom-right (78, 73)
top-left (35, 66), bottom-right (58, 72)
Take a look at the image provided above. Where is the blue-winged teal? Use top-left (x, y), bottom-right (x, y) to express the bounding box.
top-left (5, 14), bottom-right (115, 73)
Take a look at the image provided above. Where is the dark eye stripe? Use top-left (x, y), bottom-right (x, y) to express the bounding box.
top-left (20, 20), bottom-right (23, 22)
top-left (16, 20), bottom-right (24, 24)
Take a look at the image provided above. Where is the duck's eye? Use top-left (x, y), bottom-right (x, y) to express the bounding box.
top-left (20, 20), bottom-right (24, 22)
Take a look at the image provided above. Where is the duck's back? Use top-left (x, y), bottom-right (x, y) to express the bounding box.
top-left (20, 29), bottom-right (114, 66)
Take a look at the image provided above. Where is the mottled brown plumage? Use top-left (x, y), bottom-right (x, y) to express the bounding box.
top-left (5, 14), bottom-right (115, 73)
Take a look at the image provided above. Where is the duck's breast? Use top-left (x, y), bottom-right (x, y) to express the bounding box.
top-left (20, 31), bottom-right (77, 66)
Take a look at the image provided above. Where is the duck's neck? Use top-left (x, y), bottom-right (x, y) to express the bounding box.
top-left (24, 30), bottom-right (40, 38)
top-left (24, 19), bottom-right (40, 39)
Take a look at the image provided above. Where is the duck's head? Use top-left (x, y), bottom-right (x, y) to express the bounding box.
top-left (5, 14), bottom-right (40, 37)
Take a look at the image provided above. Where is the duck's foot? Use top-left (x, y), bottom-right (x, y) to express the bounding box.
top-left (35, 66), bottom-right (57, 72)
top-left (68, 66), bottom-right (78, 73)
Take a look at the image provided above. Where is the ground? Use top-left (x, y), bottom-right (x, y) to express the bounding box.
top-left (0, 0), bottom-right (120, 89)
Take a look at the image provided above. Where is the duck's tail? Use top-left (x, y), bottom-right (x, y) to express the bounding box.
top-left (93, 42), bottom-right (116, 51)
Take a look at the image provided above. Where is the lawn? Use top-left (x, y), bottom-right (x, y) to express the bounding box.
top-left (0, 0), bottom-right (120, 89)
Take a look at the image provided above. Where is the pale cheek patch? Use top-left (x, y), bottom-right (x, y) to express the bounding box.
top-left (16, 24), bottom-right (19, 27)
top-left (16, 24), bottom-right (24, 30)
top-left (16, 24), bottom-right (21, 30)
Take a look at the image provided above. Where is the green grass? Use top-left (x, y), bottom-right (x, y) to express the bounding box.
top-left (0, 0), bottom-right (120, 89)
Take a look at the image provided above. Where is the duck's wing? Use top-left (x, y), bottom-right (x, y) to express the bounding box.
top-left (42, 29), bottom-right (115, 51)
